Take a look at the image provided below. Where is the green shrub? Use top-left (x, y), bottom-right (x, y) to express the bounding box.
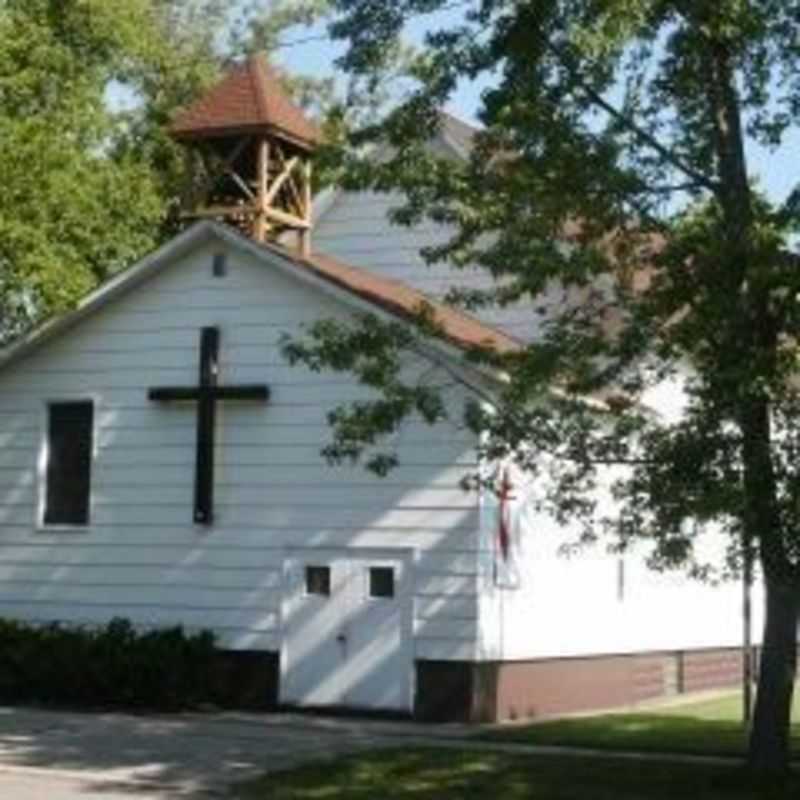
top-left (0, 617), bottom-right (220, 710)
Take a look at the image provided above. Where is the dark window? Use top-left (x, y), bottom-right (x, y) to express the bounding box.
top-left (369, 567), bottom-right (395, 598)
top-left (305, 565), bottom-right (330, 596)
top-left (44, 401), bottom-right (93, 526)
top-left (212, 253), bottom-right (227, 277)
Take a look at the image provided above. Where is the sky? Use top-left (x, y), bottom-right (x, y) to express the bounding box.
top-left (270, 9), bottom-right (799, 209)
top-left (102, 2), bottom-right (798, 211)
top-left (273, 5), bottom-right (490, 124)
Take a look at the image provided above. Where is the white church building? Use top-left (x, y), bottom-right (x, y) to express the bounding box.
top-left (0, 56), bottom-right (756, 721)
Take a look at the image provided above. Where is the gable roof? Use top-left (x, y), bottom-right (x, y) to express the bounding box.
top-left (308, 111), bottom-right (479, 229)
top-left (0, 222), bottom-right (520, 374)
top-left (298, 248), bottom-right (519, 355)
top-left (313, 110), bottom-right (481, 224)
top-left (438, 110), bottom-right (478, 159)
top-left (171, 54), bottom-right (322, 149)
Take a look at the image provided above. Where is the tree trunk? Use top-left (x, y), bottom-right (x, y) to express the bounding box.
top-left (747, 578), bottom-right (799, 774)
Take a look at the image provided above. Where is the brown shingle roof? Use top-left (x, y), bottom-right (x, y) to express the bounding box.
top-left (171, 53), bottom-right (322, 149)
top-left (261, 239), bottom-right (521, 356)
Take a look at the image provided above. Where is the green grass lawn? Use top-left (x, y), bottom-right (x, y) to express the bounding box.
top-left (482, 690), bottom-right (800, 756)
top-left (238, 748), bottom-right (800, 800)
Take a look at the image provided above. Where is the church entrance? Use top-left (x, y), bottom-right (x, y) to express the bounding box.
top-left (280, 549), bottom-right (413, 712)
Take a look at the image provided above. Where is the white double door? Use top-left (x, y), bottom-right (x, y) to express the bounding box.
top-left (280, 549), bottom-right (413, 712)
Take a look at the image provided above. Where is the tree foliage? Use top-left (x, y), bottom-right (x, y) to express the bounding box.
top-left (0, 0), bottom-right (334, 341)
top-left (0, 0), bottom-right (162, 337)
top-left (284, 0), bottom-right (800, 773)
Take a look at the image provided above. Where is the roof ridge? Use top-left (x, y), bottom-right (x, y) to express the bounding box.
top-left (249, 53), bottom-right (272, 121)
top-left (437, 110), bottom-right (479, 159)
top-left (260, 239), bottom-right (522, 356)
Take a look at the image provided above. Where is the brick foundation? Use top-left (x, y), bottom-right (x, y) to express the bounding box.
top-left (682, 648), bottom-right (745, 694)
top-left (215, 650), bottom-right (280, 709)
top-left (415, 646), bottom-right (748, 722)
top-left (217, 646), bottom-right (750, 718)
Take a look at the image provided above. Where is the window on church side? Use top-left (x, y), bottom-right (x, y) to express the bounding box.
top-left (43, 401), bottom-right (94, 527)
top-left (305, 566), bottom-right (330, 596)
top-left (369, 567), bottom-right (395, 599)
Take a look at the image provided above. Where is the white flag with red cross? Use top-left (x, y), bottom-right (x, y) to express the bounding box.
top-left (486, 464), bottom-right (530, 588)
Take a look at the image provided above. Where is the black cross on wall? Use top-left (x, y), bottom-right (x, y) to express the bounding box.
top-left (148, 327), bottom-right (270, 525)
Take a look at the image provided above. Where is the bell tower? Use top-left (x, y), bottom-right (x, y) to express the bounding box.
top-left (171, 54), bottom-right (321, 256)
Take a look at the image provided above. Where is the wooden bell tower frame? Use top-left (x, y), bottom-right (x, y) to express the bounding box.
top-left (171, 54), bottom-right (320, 256)
top-left (182, 133), bottom-right (313, 256)
top-left (254, 136), bottom-right (313, 253)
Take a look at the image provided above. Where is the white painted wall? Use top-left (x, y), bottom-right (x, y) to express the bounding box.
top-left (316, 185), bottom-right (762, 663)
top-left (476, 380), bottom-right (763, 662)
top-left (0, 234), bottom-right (482, 661)
top-left (477, 505), bottom-right (760, 661)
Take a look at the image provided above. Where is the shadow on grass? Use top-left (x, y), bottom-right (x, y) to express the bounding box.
top-left (483, 712), bottom-right (800, 757)
top-left (488, 713), bottom-right (750, 755)
top-left (237, 748), bottom-right (800, 800)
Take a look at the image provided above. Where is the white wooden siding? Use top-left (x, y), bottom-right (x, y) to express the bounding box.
top-left (476, 449), bottom-right (763, 661)
top-left (0, 239), bottom-right (481, 659)
top-left (477, 525), bottom-right (760, 660)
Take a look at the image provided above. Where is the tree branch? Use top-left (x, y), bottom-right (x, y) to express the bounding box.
top-left (649, 182), bottom-right (708, 194)
top-left (547, 40), bottom-right (719, 194)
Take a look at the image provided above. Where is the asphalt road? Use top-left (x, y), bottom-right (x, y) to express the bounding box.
top-left (0, 706), bottom-right (469, 798)
top-left (0, 766), bottom-right (182, 799)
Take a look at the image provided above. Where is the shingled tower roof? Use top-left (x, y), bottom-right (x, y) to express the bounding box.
top-left (171, 53), bottom-right (322, 150)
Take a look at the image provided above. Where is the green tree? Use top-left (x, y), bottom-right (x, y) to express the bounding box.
top-left (0, 0), bottom-right (163, 339)
top-left (284, 0), bottom-right (800, 774)
top-left (0, 0), bottom-right (333, 340)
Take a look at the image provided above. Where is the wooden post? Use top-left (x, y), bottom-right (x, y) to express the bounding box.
top-left (299, 159), bottom-right (312, 257)
top-left (254, 138), bottom-right (270, 242)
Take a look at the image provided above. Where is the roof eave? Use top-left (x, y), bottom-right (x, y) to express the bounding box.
top-left (170, 122), bottom-right (319, 150)
top-left (0, 222), bottom-right (516, 388)
top-left (0, 223), bottom-right (220, 373)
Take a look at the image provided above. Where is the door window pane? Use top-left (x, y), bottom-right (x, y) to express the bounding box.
top-left (369, 567), bottom-right (395, 598)
top-left (305, 565), bottom-right (330, 596)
